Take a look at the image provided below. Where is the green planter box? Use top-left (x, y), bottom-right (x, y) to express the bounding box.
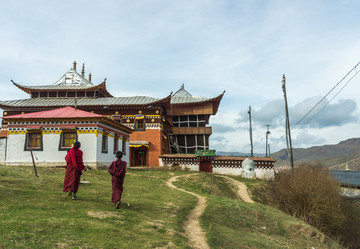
top-left (195, 150), bottom-right (216, 157)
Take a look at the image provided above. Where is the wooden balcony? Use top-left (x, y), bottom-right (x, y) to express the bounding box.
top-left (172, 127), bottom-right (212, 135)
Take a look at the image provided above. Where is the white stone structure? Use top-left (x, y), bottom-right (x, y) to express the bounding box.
top-left (241, 158), bottom-right (256, 179)
top-left (0, 107), bottom-right (132, 168)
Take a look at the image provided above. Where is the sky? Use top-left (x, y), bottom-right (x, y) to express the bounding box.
top-left (1, 0), bottom-right (360, 154)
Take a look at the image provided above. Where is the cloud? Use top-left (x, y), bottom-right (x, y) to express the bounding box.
top-left (237, 99), bottom-right (285, 127)
top-left (291, 131), bottom-right (326, 148)
top-left (211, 136), bottom-right (228, 142)
top-left (305, 99), bottom-right (358, 128)
top-left (212, 124), bottom-right (237, 134)
top-left (237, 97), bottom-right (358, 130)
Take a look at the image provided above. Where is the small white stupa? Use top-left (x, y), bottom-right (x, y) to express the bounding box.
top-left (241, 158), bottom-right (256, 179)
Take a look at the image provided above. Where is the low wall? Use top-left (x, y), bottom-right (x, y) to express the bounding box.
top-left (159, 154), bottom-right (275, 179)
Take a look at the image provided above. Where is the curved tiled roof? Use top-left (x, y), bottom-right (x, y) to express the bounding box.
top-left (171, 84), bottom-right (225, 107)
top-left (172, 84), bottom-right (192, 97)
top-left (52, 68), bottom-right (93, 86)
top-left (0, 96), bottom-right (164, 108)
top-left (11, 67), bottom-right (113, 97)
top-left (12, 80), bottom-right (113, 97)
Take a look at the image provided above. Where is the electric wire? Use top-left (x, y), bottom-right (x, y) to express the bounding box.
top-left (271, 61), bottom-right (360, 147)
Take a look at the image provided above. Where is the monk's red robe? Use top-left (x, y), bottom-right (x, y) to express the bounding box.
top-left (108, 159), bottom-right (127, 203)
top-left (63, 147), bottom-right (85, 194)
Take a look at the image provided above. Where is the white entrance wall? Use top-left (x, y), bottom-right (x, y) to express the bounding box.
top-left (2, 127), bottom-right (130, 168)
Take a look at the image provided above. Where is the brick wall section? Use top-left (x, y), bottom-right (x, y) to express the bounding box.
top-left (130, 129), bottom-right (163, 166)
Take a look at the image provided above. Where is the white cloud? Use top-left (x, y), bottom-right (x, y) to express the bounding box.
top-left (1, 0), bottom-right (360, 153)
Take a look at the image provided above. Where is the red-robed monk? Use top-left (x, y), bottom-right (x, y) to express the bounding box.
top-left (63, 141), bottom-right (87, 200)
top-left (108, 151), bottom-right (127, 209)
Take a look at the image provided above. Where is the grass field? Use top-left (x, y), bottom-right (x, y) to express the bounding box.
top-left (0, 166), bottom-right (342, 248)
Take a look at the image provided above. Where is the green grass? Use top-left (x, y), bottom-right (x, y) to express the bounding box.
top-left (0, 166), bottom-right (195, 248)
top-left (0, 166), bottom-right (342, 248)
top-left (174, 173), bottom-right (342, 249)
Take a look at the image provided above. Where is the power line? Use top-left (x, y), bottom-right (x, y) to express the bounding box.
top-left (291, 61), bottom-right (360, 131)
top-left (271, 61), bottom-right (360, 147)
top-left (295, 66), bottom-right (360, 131)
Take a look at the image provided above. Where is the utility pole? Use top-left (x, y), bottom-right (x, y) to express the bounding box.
top-left (248, 106), bottom-right (254, 157)
top-left (282, 74), bottom-right (294, 168)
top-left (265, 124), bottom-right (271, 157)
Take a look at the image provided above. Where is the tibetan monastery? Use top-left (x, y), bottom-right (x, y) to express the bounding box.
top-left (0, 62), bottom-right (224, 167)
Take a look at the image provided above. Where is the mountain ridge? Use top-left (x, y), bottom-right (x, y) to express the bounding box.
top-left (270, 137), bottom-right (360, 170)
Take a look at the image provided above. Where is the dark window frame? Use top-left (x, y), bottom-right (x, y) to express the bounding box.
top-left (24, 132), bottom-right (43, 151)
top-left (134, 119), bottom-right (146, 131)
top-left (113, 135), bottom-right (119, 154)
top-left (122, 136), bottom-right (126, 155)
top-left (102, 133), bottom-right (108, 153)
top-left (58, 132), bottom-right (78, 151)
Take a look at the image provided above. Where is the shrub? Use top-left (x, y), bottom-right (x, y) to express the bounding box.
top-left (338, 199), bottom-right (360, 249)
top-left (267, 163), bottom-right (345, 233)
top-left (251, 162), bottom-right (360, 248)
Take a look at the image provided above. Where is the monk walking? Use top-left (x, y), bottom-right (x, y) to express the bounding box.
top-left (108, 151), bottom-right (127, 209)
top-left (63, 141), bottom-right (87, 200)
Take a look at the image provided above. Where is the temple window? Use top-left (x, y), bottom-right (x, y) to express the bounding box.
top-left (113, 135), bottom-right (119, 154)
top-left (49, 92), bottom-right (56, 97)
top-left (67, 92), bottom-right (75, 97)
top-left (86, 91), bottom-right (95, 97)
top-left (61, 132), bottom-right (77, 149)
top-left (40, 92), bottom-right (47, 98)
top-left (58, 91), bottom-right (66, 97)
top-left (122, 136), bottom-right (126, 155)
top-left (134, 119), bottom-right (145, 131)
top-left (77, 91), bottom-right (85, 97)
top-left (31, 92), bottom-right (39, 98)
top-left (25, 132), bottom-right (43, 151)
top-left (102, 133), bottom-right (108, 153)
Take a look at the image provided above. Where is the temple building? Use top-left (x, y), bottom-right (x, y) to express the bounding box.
top-left (1, 106), bottom-right (132, 168)
top-left (0, 62), bottom-right (224, 167)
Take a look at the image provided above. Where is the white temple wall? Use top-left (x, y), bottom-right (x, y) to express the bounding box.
top-left (3, 131), bottom-right (130, 168)
top-left (6, 133), bottom-right (33, 164)
top-left (78, 132), bottom-right (98, 164)
top-left (213, 167), bottom-right (243, 176)
top-left (94, 133), bottom-right (115, 168)
top-left (255, 167), bottom-right (275, 179)
top-left (0, 138), bottom-right (6, 163)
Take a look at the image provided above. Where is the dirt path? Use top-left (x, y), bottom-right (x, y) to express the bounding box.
top-left (217, 175), bottom-right (255, 203)
top-left (166, 174), bottom-right (210, 249)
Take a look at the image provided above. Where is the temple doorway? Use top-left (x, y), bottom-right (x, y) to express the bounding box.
top-left (130, 147), bottom-right (148, 166)
top-left (199, 159), bottom-right (212, 172)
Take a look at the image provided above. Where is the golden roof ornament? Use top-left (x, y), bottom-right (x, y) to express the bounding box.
top-left (81, 63), bottom-right (85, 76)
top-left (88, 73), bottom-right (92, 82)
top-left (73, 60), bottom-right (77, 70)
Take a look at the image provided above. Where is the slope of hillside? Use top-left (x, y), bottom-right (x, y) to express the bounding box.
top-left (329, 157), bottom-right (360, 171)
top-left (271, 138), bottom-right (360, 169)
top-left (0, 166), bottom-right (343, 248)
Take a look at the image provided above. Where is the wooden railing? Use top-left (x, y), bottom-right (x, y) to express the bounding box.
top-left (172, 127), bottom-right (212, 135)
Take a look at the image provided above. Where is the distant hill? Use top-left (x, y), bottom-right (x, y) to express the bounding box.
top-left (216, 151), bottom-right (265, 157)
top-left (270, 138), bottom-right (360, 170)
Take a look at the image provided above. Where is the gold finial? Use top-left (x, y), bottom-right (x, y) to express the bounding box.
top-left (181, 83), bottom-right (184, 89)
top-left (81, 63), bottom-right (85, 76)
top-left (88, 73), bottom-right (92, 82)
top-left (73, 60), bottom-right (77, 70)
